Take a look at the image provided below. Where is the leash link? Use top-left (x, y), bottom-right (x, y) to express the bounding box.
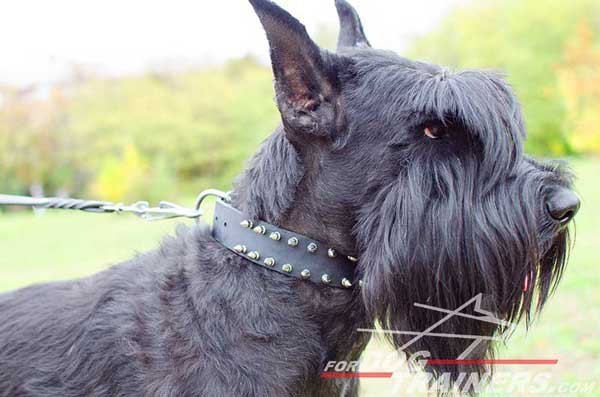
top-left (100, 201), bottom-right (203, 221)
top-left (0, 190), bottom-right (232, 222)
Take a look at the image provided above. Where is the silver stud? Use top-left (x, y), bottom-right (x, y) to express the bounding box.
top-left (269, 232), bottom-right (281, 241)
top-left (358, 280), bottom-right (363, 287)
top-left (300, 269), bottom-right (311, 279)
top-left (347, 256), bottom-right (358, 262)
top-left (240, 220), bottom-right (253, 228)
top-left (341, 278), bottom-right (352, 288)
top-left (321, 274), bottom-right (332, 284)
top-left (282, 264), bottom-right (293, 273)
top-left (287, 237), bottom-right (299, 247)
top-left (307, 242), bottom-right (318, 253)
top-left (327, 248), bottom-right (337, 258)
top-left (233, 244), bottom-right (247, 254)
top-left (264, 257), bottom-right (275, 267)
top-left (247, 251), bottom-right (260, 260)
top-left (253, 225), bottom-right (266, 235)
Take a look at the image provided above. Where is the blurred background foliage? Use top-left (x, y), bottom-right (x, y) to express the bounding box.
top-left (411, 0), bottom-right (600, 156)
top-left (0, 57), bottom-right (278, 202)
top-left (1, 0), bottom-right (599, 203)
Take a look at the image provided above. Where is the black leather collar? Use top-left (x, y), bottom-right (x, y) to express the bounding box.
top-left (211, 199), bottom-right (357, 289)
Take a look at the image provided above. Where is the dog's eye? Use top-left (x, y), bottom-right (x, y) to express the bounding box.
top-left (424, 126), bottom-right (445, 139)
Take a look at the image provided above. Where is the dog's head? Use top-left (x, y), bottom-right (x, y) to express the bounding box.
top-left (247, 0), bottom-right (578, 387)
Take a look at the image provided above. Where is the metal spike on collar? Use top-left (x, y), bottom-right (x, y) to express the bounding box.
top-left (269, 232), bottom-right (281, 241)
top-left (347, 256), bottom-right (358, 262)
top-left (253, 225), bottom-right (266, 235)
top-left (240, 220), bottom-right (253, 229)
top-left (264, 257), bottom-right (275, 267)
top-left (211, 198), bottom-right (357, 290)
top-left (233, 244), bottom-right (247, 254)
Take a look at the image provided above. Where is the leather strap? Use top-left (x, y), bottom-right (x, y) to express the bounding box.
top-left (211, 199), bottom-right (356, 289)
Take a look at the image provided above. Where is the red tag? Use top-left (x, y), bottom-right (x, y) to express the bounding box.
top-left (523, 272), bottom-right (533, 292)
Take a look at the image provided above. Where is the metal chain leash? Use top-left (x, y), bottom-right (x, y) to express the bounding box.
top-left (0, 189), bottom-right (231, 222)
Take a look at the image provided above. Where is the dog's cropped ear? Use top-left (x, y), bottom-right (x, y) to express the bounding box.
top-left (335, 0), bottom-right (370, 50)
top-left (249, 0), bottom-right (341, 140)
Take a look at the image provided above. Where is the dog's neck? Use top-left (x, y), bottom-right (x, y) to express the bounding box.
top-left (232, 127), bottom-right (358, 256)
top-left (226, 128), bottom-right (373, 389)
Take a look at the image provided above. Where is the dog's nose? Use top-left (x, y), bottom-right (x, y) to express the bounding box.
top-left (546, 188), bottom-right (580, 223)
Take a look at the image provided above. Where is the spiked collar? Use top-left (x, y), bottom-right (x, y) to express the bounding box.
top-left (211, 199), bottom-right (357, 289)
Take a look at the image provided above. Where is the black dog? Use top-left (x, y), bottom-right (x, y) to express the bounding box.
top-left (0, 0), bottom-right (579, 395)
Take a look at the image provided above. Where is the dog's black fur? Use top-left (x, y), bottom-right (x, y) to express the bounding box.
top-left (0, 0), bottom-right (577, 395)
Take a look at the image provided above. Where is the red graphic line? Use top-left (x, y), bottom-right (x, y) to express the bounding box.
top-left (427, 359), bottom-right (558, 365)
top-left (320, 372), bottom-right (393, 379)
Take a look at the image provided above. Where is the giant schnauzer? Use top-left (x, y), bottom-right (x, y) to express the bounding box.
top-left (0, 0), bottom-right (579, 395)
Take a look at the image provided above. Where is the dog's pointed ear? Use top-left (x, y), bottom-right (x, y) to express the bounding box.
top-left (249, 0), bottom-right (341, 140)
top-left (335, 0), bottom-right (370, 50)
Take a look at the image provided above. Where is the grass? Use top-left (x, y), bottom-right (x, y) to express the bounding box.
top-left (1, 159), bottom-right (599, 396)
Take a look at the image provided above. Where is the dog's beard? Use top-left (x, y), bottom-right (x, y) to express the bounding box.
top-left (356, 159), bottom-right (571, 393)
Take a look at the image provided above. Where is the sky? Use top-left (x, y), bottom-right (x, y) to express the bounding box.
top-left (0, 0), bottom-right (465, 87)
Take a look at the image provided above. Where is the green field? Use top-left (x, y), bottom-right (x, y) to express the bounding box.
top-left (1, 159), bottom-right (599, 396)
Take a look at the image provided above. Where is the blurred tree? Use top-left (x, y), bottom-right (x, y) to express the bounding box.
top-left (0, 56), bottom-right (280, 202)
top-left (0, 87), bottom-right (76, 195)
top-left (556, 21), bottom-right (600, 154)
top-left (410, 0), bottom-right (600, 156)
top-left (92, 144), bottom-right (147, 202)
